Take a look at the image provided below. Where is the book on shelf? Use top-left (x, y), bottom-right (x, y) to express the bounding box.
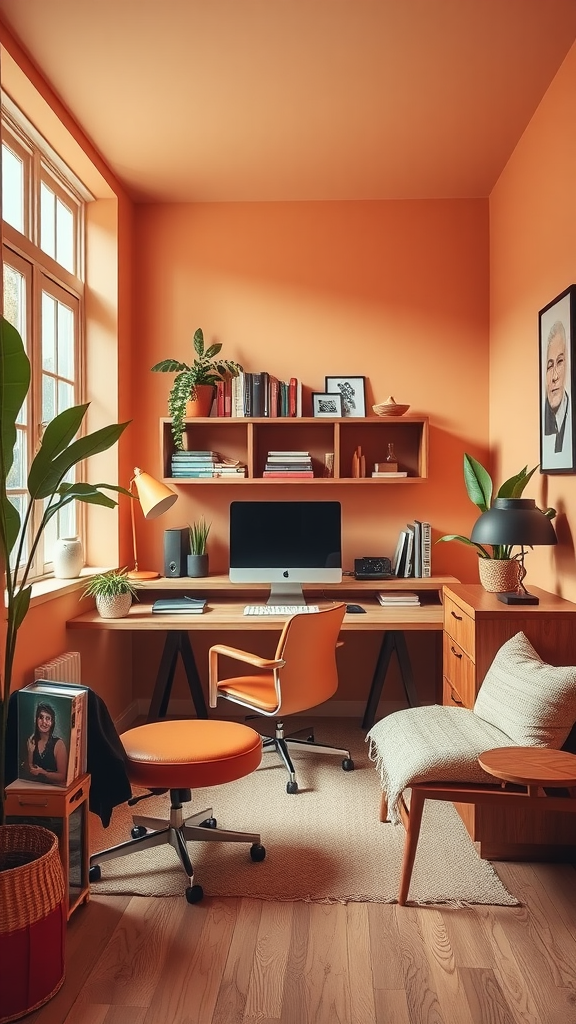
top-left (267, 451), bottom-right (310, 457)
top-left (413, 521), bottom-right (422, 578)
top-left (403, 526), bottom-right (414, 577)
top-left (16, 680), bottom-right (88, 787)
top-left (413, 519), bottom-right (432, 577)
top-left (377, 592), bottom-right (420, 606)
top-left (392, 531), bottom-right (408, 577)
top-left (172, 450), bottom-right (218, 459)
top-left (263, 471), bottom-right (314, 478)
top-left (371, 471), bottom-right (408, 478)
top-left (152, 598), bottom-right (207, 615)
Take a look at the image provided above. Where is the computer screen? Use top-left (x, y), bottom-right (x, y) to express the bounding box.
top-left (229, 500), bottom-right (342, 604)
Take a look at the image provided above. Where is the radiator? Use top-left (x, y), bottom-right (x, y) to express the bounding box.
top-left (34, 651), bottom-right (82, 685)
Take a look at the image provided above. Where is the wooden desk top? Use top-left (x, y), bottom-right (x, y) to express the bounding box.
top-left (135, 573), bottom-right (458, 594)
top-left (67, 598), bottom-right (445, 632)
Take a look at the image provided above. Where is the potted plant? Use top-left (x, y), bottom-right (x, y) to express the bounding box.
top-left (187, 517), bottom-right (211, 578)
top-left (81, 569), bottom-right (140, 618)
top-left (0, 316), bottom-right (130, 1017)
top-left (151, 327), bottom-right (243, 450)
top-left (437, 454), bottom-right (556, 591)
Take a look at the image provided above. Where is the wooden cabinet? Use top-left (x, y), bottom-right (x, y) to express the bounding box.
top-left (443, 583), bottom-right (576, 860)
top-left (160, 416), bottom-right (428, 484)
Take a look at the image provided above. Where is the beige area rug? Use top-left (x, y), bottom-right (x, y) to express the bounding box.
top-left (89, 718), bottom-right (518, 906)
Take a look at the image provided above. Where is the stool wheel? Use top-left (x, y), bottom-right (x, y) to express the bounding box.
top-left (307, 733), bottom-right (314, 742)
top-left (342, 758), bottom-right (355, 772)
top-left (89, 864), bottom-right (101, 883)
top-left (250, 843), bottom-right (266, 862)
top-left (131, 825), bottom-right (148, 839)
top-left (186, 884), bottom-right (204, 904)
top-left (286, 780), bottom-right (298, 794)
top-left (200, 817), bottom-right (217, 828)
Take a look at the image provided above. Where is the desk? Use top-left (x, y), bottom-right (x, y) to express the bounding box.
top-left (68, 576), bottom-right (456, 726)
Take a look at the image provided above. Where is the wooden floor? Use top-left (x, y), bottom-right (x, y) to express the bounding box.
top-left (24, 859), bottom-right (576, 1024)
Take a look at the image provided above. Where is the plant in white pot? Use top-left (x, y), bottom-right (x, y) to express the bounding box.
top-left (151, 327), bottom-right (242, 450)
top-left (187, 517), bottom-right (211, 578)
top-left (437, 454), bottom-right (556, 591)
top-left (81, 569), bottom-right (140, 618)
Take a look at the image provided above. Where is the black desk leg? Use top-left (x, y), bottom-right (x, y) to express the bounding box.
top-left (147, 631), bottom-right (208, 723)
top-left (361, 630), bottom-right (418, 731)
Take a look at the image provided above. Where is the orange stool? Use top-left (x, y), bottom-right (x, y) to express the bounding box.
top-left (89, 719), bottom-right (265, 903)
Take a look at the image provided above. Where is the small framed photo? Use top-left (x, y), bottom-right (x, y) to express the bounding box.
top-left (325, 376), bottom-right (366, 418)
top-left (539, 285), bottom-right (576, 474)
top-left (312, 392), bottom-right (343, 417)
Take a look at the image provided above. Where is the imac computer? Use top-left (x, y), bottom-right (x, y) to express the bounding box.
top-left (229, 500), bottom-right (342, 605)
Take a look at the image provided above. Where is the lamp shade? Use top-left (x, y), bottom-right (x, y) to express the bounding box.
top-left (470, 498), bottom-right (557, 547)
top-left (132, 467), bottom-right (178, 519)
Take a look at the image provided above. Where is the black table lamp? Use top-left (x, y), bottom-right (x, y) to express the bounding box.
top-left (470, 498), bottom-right (557, 605)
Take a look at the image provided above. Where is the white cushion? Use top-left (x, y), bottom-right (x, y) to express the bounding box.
top-left (367, 705), bottom-right (515, 825)
top-left (473, 631), bottom-right (576, 748)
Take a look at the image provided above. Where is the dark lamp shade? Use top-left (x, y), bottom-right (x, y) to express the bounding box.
top-left (470, 498), bottom-right (557, 547)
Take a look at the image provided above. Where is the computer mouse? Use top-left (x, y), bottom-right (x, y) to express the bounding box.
top-left (346, 604), bottom-right (366, 614)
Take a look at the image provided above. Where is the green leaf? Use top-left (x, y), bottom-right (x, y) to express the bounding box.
top-left (29, 421), bottom-right (130, 500)
top-left (0, 493), bottom-right (20, 558)
top-left (463, 454), bottom-right (492, 512)
top-left (436, 533), bottom-right (493, 558)
top-left (0, 317), bottom-right (30, 485)
top-left (13, 586), bottom-right (31, 630)
top-left (39, 403), bottom-right (89, 461)
top-left (204, 343), bottom-right (222, 360)
top-left (151, 359), bottom-right (190, 373)
top-left (498, 464), bottom-right (538, 498)
top-left (193, 328), bottom-right (205, 358)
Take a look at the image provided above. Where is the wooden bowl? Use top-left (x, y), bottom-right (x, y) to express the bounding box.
top-left (372, 401), bottom-right (410, 417)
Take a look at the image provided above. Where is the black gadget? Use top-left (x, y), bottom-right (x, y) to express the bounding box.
top-left (346, 604), bottom-right (366, 614)
top-left (354, 556), bottom-right (393, 580)
top-left (163, 528), bottom-right (189, 578)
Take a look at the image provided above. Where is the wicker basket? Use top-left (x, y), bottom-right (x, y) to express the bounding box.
top-left (0, 825), bottom-right (66, 1023)
top-left (478, 558), bottom-right (520, 594)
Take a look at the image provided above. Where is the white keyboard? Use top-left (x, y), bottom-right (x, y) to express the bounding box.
top-left (243, 605), bottom-right (320, 616)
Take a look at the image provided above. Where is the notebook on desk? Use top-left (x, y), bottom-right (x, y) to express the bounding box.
top-left (152, 598), bottom-right (207, 614)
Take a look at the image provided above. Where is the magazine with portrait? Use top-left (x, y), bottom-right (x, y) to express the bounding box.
top-left (16, 681), bottom-right (88, 788)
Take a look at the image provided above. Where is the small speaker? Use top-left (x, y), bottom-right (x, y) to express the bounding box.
top-left (164, 528), bottom-right (189, 578)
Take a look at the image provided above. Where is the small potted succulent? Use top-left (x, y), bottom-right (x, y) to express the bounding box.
top-left (151, 327), bottom-right (243, 450)
top-left (82, 569), bottom-right (140, 618)
top-left (187, 517), bottom-right (211, 578)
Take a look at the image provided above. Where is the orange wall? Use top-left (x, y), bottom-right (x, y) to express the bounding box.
top-left (490, 39), bottom-right (576, 601)
top-left (133, 199), bottom-right (490, 582)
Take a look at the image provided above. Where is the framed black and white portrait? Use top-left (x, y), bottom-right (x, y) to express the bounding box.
top-left (312, 392), bottom-right (343, 417)
top-left (539, 285), bottom-right (576, 474)
top-left (324, 376), bottom-right (366, 418)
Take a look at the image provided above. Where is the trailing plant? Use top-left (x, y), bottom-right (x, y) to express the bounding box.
top-left (188, 517), bottom-right (211, 556)
top-left (437, 453), bottom-right (556, 560)
top-left (0, 316), bottom-right (130, 824)
top-left (81, 568), bottom-right (140, 600)
top-left (151, 327), bottom-right (242, 449)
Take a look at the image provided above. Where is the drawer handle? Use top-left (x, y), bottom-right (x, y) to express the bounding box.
top-left (450, 645), bottom-right (462, 659)
top-left (450, 692), bottom-right (464, 706)
top-left (450, 610), bottom-right (463, 621)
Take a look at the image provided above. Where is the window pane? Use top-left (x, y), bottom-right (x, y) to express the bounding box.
top-left (57, 301), bottom-right (74, 379)
top-left (58, 379), bottom-right (74, 413)
top-left (40, 181), bottom-right (56, 259)
top-left (3, 263), bottom-right (28, 426)
top-left (56, 198), bottom-right (74, 272)
top-left (42, 291), bottom-right (56, 372)
top-left (2, 144), bottom-right (24, 232)
top-left (8, 494), bottom-right (27, 570)
top-left (6, 428), bottom-right (26, 490)
top-left (42, 373), bottom-right (56, 423)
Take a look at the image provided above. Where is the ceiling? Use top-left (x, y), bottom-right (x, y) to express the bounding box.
top-left (1, 0), bottom-right (576, 204)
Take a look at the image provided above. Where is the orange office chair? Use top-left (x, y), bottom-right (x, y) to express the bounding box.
top-left (209, 602), bottom-right (354, 793)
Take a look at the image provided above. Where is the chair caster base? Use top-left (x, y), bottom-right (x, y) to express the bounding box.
top-left (342, 758), bottom-right (355, 772)
top-left (286, 780), bottom-right (298, 794)
top-left (89, 864), bottom-right (101, 883)
top-left (186, 883), bottom-right (204, 904)
top-left (250, 843), bottom-right (266, 862)
top-left (200, 817), bottom-right (217, 828)
top-left (131, 824), bottom-right (148, 839)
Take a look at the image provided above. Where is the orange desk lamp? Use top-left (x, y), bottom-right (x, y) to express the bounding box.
top-left (129, 467), bottom-right (178, 580)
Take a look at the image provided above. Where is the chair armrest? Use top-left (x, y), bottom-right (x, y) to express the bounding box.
top-left (210, 643), bottom-right (285, 670)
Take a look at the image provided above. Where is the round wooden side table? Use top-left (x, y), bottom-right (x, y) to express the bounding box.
top-left (478, 746), bottom-right (576, 796)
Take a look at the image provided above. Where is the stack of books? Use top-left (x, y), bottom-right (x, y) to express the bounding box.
top-left (17, 679), bottom-right (88, 787)
top-left (377, 591), bottom-right (420, 606)
top-left (170, 450), bottom-right (246, 479)
top-left (393, 520), bottom-right (431, 577)
top-left (262, 450), bottom-right (314, 479)
top-left (216, 373), bottom-right (303, 418)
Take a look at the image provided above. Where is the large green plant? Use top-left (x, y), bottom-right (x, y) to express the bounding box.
top-left (0, 316), bottom-right (130, 823)
top-left (151, 327), bottom-right (242, 450)
top-left (437, 454), bottom-right (555, 560)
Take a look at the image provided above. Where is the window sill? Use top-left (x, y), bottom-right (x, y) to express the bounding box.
top-left (27, 568), bottom-right (112, 609)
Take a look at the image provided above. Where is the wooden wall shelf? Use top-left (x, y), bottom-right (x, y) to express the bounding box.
top-left (160, 416), bottom-right (429, 484)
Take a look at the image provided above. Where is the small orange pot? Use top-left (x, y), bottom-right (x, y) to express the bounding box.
top-left (186, 385), bottom-right (215, 418)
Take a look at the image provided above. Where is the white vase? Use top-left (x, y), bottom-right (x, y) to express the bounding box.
top-left (53, 536), bottom-right (84, 579)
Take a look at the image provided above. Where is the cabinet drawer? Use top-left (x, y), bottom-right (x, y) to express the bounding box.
top-left (443, 633), bottom-right (476, 708)
top-left (444, 594), bottom-right (475, 658)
